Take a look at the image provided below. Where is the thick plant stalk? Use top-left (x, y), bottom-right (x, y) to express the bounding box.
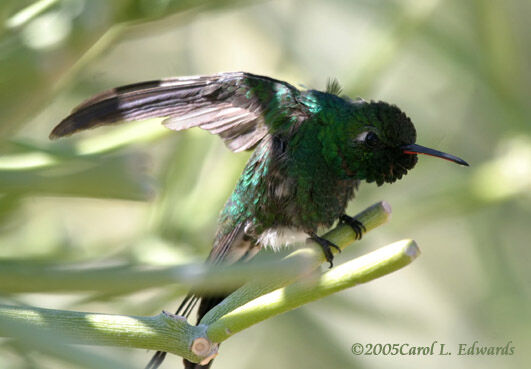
top-left (0, 201), bottom-right (419, 366)
top-left (0, 256), bottom-right (309, 295)
top-left (0, 202), bottom-right (390, 296)
top-left (0, 306), bottom-right (206, 363)
top-left (200, 201), bottom-right (392, 324)
top-left (206, 239), bottom-right (419, 343)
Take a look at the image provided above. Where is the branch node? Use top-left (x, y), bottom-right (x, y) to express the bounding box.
top-left (191, 337), bottom-right (218, 365)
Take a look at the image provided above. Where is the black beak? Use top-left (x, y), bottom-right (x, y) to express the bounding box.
top-left (401, 143), bottom-right (469, 166)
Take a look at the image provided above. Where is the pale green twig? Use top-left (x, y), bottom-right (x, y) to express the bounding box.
top-left (201, 201), bottom-right (392, 324)
top-left (0, 201), bottom-right (419, 366)
top-left (0, 202), bottom-right (390, 296)
top-left (207, 239), bottom-right (419, 343)
top-left (0, 237), bottom-right (419, 365)
top-left (0, 305), bottom-right (205, 363)
top-left (0, 256), bottom-right (308, 295)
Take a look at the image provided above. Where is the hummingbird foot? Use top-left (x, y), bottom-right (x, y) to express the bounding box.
top-left (309, 232), bottom-right (341, 268)
top-left (340, 215), bottom-right (366, 240)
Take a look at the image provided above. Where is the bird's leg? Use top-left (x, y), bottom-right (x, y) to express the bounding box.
top-left (308, 232), bottom-right (341, 268)
top-left (340, 214), bottom-right (366, 240)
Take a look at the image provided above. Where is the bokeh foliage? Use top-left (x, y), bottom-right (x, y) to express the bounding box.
top-left (1, 0), bottom-right (530, 368)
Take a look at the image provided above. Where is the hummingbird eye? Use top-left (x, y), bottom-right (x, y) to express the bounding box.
top-left (365, 132), bottom-right (379, 147)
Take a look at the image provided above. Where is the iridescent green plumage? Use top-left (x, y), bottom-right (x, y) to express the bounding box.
top-left (50, 72), bottom-right (468, 369)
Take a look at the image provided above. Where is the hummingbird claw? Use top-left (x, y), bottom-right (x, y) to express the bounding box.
top-left (309, 232), bottom-right (341, 268)
top-left (340, 215), bottom-right (366, 240)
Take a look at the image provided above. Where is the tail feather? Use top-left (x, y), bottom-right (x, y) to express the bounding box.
top-left (183, 356), bottom-right (213, 369)
top-left (145, 294), bottom-right (198, 369)
top-left (145, 224), bottom-right (255, 369)
top-left (145, 351), bottom-right (167, 369)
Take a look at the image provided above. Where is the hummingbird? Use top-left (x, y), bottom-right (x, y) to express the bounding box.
top-left (50, 72), bottom-right (468, 369)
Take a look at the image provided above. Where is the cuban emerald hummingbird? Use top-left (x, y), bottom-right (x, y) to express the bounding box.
top-left (50, 72), bottom-right (468, 369)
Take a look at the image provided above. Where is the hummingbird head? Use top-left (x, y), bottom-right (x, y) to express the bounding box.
top-left (337, 101), bottom-right (468, 185)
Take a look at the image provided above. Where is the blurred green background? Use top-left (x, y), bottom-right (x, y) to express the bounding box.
top-left (1, 0), bottom-right (530, 368)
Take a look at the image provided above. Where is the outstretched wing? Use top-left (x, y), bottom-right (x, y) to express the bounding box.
top-left (50, 72), bottom-right (304, 152)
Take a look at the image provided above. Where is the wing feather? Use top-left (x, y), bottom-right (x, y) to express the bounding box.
top-left (50, 72), bottom-right (304, 152)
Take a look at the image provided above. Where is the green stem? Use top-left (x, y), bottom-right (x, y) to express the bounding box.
top-left (0, 255), bottom-right (308, 295)
top-left (200, 201), bottom-right (392, 324)
top-left (0, 201), bottom-right (411, 366)
top-left (0, 305), bottom-right (205, 363)
top-left (0, 202), bottom-right (390, 296)
top-left (0, 318), bottom-right (131, 369)
top-left (207, 239), bottom-right (420, 342)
